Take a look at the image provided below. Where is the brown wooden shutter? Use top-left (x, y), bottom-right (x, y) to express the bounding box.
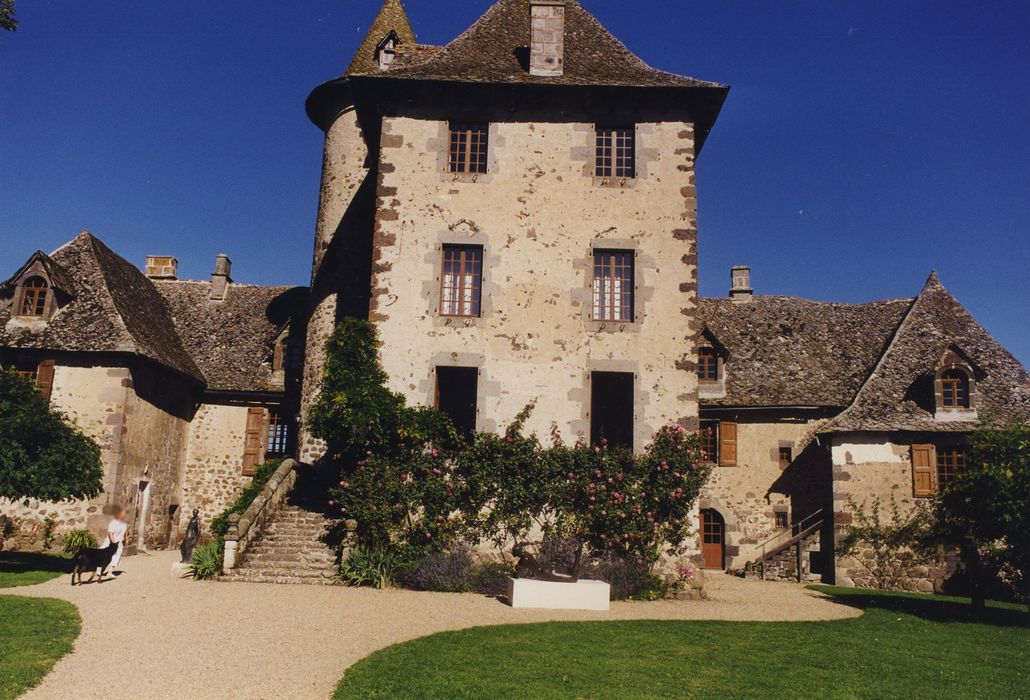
top-left (242, 407), bottom-right (266, 476)
top-left (719, 421), bottom-right (737, 467)
top-left (36, 359), bottom-right (55, 403)
top-left (912, 444), bottom-right (936, 497)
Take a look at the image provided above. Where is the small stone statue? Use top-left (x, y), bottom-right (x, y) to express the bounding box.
top-left (512, 542), bottom-right (578, 583)
top-left (179, 509), bottom-right (200, 563)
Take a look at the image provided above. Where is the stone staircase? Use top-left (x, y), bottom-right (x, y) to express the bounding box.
top-left (222, 505), bottom-right (340, 585)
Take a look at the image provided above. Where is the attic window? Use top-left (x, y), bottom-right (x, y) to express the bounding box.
top-left (939, 369), bottom-right (970, 409)
top-left (273, 336), bottom-right (303, 373)
top-left (698, 347), bottom-right (720, 382)
top-left (377, 36), bottom-right (397, 70)
top-left (17, 277), bottom-right (49, 317)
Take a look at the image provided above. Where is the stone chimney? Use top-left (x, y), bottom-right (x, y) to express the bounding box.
top-left (144, 256), bottom-right (178, 280)
top-left (730, 265), bottom-right (753, 302)
top-left (210, 254), bottom-right (232, 301)
top-left (530, 1), bottom-right (566, 77)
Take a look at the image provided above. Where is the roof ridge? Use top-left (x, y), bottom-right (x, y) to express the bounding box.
top-left (819, 290), bottom-right (924, 431)
top-left (81, 234), bottom-right (138, 354)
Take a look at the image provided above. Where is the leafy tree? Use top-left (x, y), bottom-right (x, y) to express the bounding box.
top-left (0, 367), bottom-right (103, 502)
top-left (0, 0), bottom-right (16, 32)
top-left (932, 422), bottom-right (1029, 611)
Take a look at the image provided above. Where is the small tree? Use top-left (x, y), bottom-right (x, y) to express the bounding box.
top-left (837, 497), bottom-right (937, 591)
top-left (0, 367), bottom-right (103, 502)
top-left (932, 422), bottom-right (1029, 611)
top-left (309, 320), bottom-right (465, 549)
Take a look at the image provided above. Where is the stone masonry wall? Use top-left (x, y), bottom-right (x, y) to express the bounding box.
top-left (700, 417), bottom-right (830, 570)
top-left (368, 115), bottom-right (700, 449)
top-left (830, 432), bottom-right (957, 592)
top-left (300, 107), bottom-right (373, 463)
top-left (181, 402), bottom-right (254, 534)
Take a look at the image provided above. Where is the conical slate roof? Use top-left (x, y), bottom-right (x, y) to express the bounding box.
top-left (345, 0), bottom-right (418, 76)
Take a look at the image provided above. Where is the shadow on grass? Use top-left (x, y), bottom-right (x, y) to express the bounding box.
top-left (0, 551), bottom-right (71, 574)
top-left (811, 584), bottom-right (1030, 628)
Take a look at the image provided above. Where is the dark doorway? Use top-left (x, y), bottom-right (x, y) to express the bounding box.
top-left (700, 509), bottom-right (726, 570)
top-left (436, 366), bottom-right (479, 440)
top-left (590, 371), bottom-right (634, 449)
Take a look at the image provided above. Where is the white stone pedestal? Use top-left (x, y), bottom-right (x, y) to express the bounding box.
top-left (507, 577), bottom-right (611, 611)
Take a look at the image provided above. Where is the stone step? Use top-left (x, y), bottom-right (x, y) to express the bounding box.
top-left (242, 552), bottom-right (336, 565)
top-left (234, 559), bottom-right (336, 573)
top-left (245, 542), bottom-right (334, 553)
top-left (221, 573), bottom-right (340, 586)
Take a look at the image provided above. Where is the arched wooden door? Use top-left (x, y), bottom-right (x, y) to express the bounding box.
top-left (699, 509), bottom-right (725, 570)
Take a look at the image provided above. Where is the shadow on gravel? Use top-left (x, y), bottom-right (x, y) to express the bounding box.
top-left (811, 585), bottom-right (1029, 628)
top-left (0, 551), bottom-right (71, 575)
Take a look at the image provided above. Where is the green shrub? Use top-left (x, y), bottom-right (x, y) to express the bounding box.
top-left (189, 540), bottom-right (223, 580)
top-left (210, 459), bottom-right (283, 538)
top-left (398, 547), bottom-right (477, 593)
top-left (61, 528), bottom-right (97, 554)
top-left (472, 561), bottom-right (515, 596)
top-left (41, 513), bottom-right (57, 550)
top-left (339, 546), bottom-right (413, 589)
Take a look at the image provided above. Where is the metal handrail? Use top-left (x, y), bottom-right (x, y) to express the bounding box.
top-left (755, 508), bottom-right (824, 580)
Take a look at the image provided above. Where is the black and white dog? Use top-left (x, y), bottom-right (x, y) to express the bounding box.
top-left (70, 540), bottom-right (119, 585)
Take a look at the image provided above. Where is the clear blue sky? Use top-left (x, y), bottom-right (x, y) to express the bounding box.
top-left (1, 1), bottom-right (1028, 365)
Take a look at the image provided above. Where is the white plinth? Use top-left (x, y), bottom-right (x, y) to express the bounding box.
top-left (507, 577), bottom-right (611, 611)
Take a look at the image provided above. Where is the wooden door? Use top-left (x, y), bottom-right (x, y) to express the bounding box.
top-left (700, 509), bottom-right (725, 570)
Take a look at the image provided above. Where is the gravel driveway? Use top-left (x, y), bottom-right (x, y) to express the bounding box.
top-left (12, 550), bottom-right (859, 699)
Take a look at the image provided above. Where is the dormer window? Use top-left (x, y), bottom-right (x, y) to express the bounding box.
top-left (17, 277), bottom-right (49, 317)
top-left (933, 348), bottom-right (977, 418)
top-left (376, 32), bottom-right (398, 71)
top-left (940, 369), bottom-right (969, 409)
top-left (698, 347), bottom-right (719, 382)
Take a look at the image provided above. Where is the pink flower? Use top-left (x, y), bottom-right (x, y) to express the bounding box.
top-left (430, 448), bottom-right (439, 457)
top-left (567, 472), bottom-right (575, 480)
top-left (327, 499), bottom-right (334, 505)
top-left (432, 467), bottom-right (442, 476)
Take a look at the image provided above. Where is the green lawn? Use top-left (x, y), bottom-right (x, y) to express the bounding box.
top-left (0, 553), bottom-right (80, 699)
top-left (0, 552), bottom-right (69, 588)
top-left (334, 586), bottom-right (1029, 699)
top-left (0, 596), bottom-right (80, 700)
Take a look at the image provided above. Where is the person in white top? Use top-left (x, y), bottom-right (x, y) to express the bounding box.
top-left (100, 506), bottom-right (128, 573)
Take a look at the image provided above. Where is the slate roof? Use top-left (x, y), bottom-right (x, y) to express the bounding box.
top-left (820, 273), bottom-right (1030, 433)
top-left (155, 281), bottom-right (307, 393)
top-left (698, 296), bottom-right (913, 408)
top-left (1, 232), bottom-right (308, 393)
top-left (0, 232), bottom-right (203, 382)
top-left (373, 0), bottom-right (726, 89)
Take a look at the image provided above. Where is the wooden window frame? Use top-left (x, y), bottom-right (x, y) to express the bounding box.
top-left (448, 123), bottom-right (489, 174)
top-left (595, 125), bottom-right (636, 179)
top-left (936, 447), bottom-right (966, 489)
top-left (440, 245), bottom-right (483, 318)
top-left (698, 347), bottom-right (719, 382)
top-left (17, 276), bottom-right (49, 317)
top-left (592, 250), bottom-right (634, 322)
top-left (698, 420), bottom-right (719, 464)
top-left (939, 369), bottom-right (970, 409)
top-left (265, 409), bottom-right (293, 460)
